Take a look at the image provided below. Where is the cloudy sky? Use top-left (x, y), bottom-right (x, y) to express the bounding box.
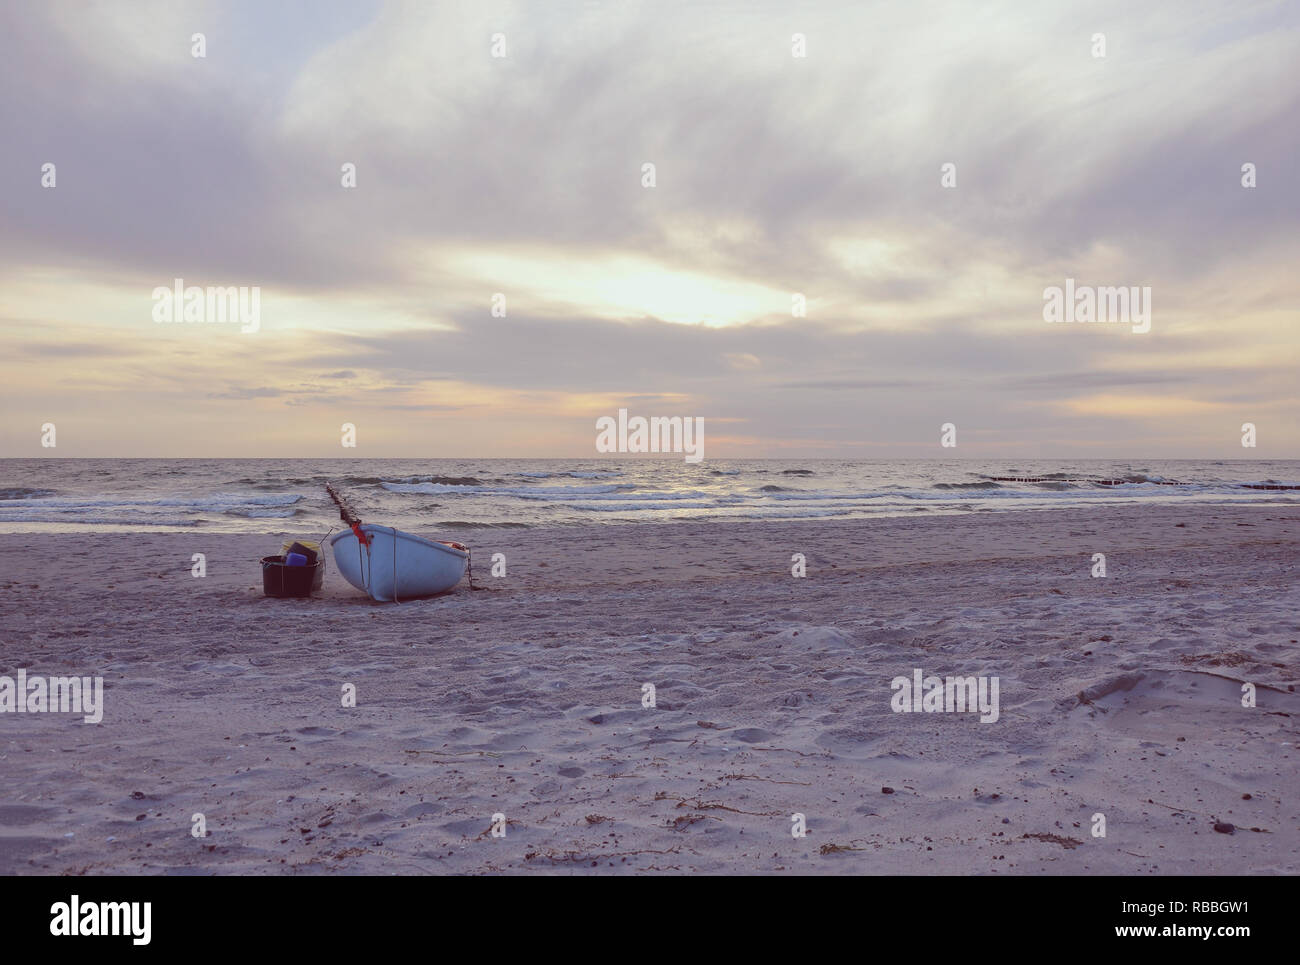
top-left (2, 0), bottom-right (1296, 458)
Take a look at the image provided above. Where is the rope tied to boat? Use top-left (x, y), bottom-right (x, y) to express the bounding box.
top-left (392, 526), bottom-right (400, 605)
top-left (327, 479), bottom-right (474, 600)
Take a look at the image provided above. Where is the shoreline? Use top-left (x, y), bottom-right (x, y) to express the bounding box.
top-left (3, 456), bottom-right (1297, 535)
top-left (0, 493), bottom-right (1294, 537)
top-left (1, 504), bottom-right (1297, 874)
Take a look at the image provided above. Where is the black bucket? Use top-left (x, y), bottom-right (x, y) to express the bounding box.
top-left (261, 555), bottom-right (320, 598)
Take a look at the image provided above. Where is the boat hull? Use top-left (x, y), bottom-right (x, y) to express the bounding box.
top-left (329, 525), bottom-right (468, 602)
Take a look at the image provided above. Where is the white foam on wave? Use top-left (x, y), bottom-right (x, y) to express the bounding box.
top-left (0, 491), bottom-right (305, 526)
top-left (0, 492), bottom-right (302, 510)
top-left (0, 512), bottom-right (202, 526)
top-left (382, 481), bottom-right (628, 497)
top-left (562, 500), bottom-right (720, 512)
top-left (516, 470), bottom-right (623, 479)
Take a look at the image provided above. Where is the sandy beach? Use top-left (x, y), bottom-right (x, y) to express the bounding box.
top-left (1, 504), bottom-right (1296, 875)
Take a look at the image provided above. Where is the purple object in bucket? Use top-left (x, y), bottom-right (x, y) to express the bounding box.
top-left (285, 552), bottom-right (308, 566)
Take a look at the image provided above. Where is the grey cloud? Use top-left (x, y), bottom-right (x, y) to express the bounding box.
top-left (777, 379), bottom-right (924, 390)
top-left (2, 1), bottom-right (1296, 297)
top-left (13, 339), bottom-right (136, 359)
top-left (1, 1), bottom-right (1296, 457)
top-left (1003, 372), bottom-right (1189, 391)
top-left (209, 386), bottom-right (283, 399)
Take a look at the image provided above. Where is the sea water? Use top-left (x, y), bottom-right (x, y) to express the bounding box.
top-left (0, 457), bottom-right (1296, 534)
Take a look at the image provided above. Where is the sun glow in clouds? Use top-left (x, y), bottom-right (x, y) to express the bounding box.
top-left (437, 248), bottom-right (787, 327)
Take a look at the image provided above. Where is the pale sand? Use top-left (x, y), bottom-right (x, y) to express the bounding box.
top-left (0, 505), bottom-right (1296, 875)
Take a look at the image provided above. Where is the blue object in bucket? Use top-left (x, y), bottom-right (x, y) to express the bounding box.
top-left (285, 552), bottom-right (308, 566)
